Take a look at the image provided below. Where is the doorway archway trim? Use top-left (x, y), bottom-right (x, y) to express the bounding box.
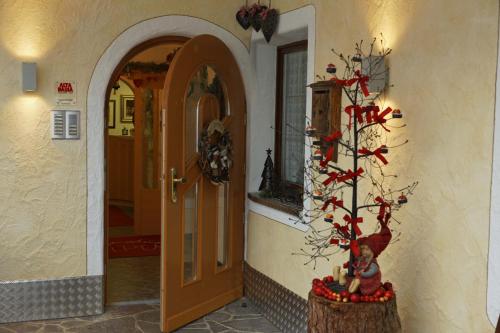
top-left (87, 15), bottom-right (252, 276)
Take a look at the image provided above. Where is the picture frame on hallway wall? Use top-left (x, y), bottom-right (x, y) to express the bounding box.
top-left (120, 95), bottom-right (134, 123)
top-left (108, 100), bottom-right (116, 128)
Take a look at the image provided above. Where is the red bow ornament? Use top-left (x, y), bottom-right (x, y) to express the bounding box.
top-left (321, 197), bottom-right (344, 211)
top-left (373, 107), bottom-right (393, 132)
top-left (319, 131), bottom-right (342, 167)
top-left (322, 172), bottom-right (339, 186)
top-left (337, 167), bottom-right (364, 183)
top-left (358, 146), bottom-right (389, 165)
top-left (343, 214), bottom-right (364, 236)
top-left (333, 222), bottom-right (350, 239)
top-left (344, 105), bottom-right (364, 130)
top-left (332, 70), bottom-right (370, 97)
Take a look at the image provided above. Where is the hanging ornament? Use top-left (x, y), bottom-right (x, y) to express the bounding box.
top-left (236, 1), bottom-right (251, 30)
top-left (313, 149), bottom-right (323, 161)
top-left (324, 213), bottom-right (333, 223)
top-left (261, 2), bottom-right (278, 43)
top-left (338, 239), bottom-right (350, 250)
top-left (313, 190), bottom-right (323, 201)
top-left (326, 63), bottom-right (337, 74)
top-left (305, 125), bottom-right (317, 137)
top-left (249, 2), bottom-right (267, 32)
top-left (198, 119), bottom-right (233, 185)
top-left (398, 193), bottom-right (408, 204)
top-left (352, 54), bottom-right (362, 62)
top-left (392, 109), bottom-right (402, 118)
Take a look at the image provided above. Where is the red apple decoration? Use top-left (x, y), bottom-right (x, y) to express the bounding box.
top-left (350, 293), bottom-right (361, 303)
top-left (340, 290), bottom-right (350, 299)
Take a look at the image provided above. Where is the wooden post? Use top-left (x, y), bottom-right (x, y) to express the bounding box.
top-left (308, 291), bottom-right (402, 333)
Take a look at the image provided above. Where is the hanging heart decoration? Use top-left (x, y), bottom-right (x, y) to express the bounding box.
top-left (261, 7), bottom-right (278, 43)
top-left (236, 4), bottom-right (251, 30)
top-left (236, 1), bottom-right (279, 43)
top-left (249, 2), bottom-right (267, 32)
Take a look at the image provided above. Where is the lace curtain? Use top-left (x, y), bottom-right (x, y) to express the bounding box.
top-left (281, 49), bottom-right (307, 186)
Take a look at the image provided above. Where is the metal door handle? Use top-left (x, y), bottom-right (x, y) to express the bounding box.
top-left (170, 167), bottom-right (186, 203)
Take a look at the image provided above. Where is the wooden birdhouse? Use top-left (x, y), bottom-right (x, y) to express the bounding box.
top-left (309, 80), bottom-right (342, 162)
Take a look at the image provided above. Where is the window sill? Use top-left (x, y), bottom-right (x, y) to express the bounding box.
top-left (247, 192), bottom-right (308, 232)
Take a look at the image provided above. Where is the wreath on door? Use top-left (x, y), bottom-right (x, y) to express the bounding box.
top-left (198, 119), bottom-right (232, 185)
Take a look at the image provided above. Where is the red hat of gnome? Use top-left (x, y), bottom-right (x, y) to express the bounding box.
top-left (357, 224), bottom-right (392, 258)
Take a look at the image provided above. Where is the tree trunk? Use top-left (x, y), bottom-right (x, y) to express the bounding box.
top-left (308, 291), bottom-right (402, 333)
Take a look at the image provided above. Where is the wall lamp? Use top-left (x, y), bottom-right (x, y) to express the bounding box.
top-left (22, 62), bottom-right (37, 92)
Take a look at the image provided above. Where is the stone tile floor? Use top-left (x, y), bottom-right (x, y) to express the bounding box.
top-left (0, 298), bottom-right (281, 333)
top-left (107, 256), bottom-right (161, 303)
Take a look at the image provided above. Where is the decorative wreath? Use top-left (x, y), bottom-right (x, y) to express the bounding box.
top-left (198, 119), bottom-right (232, 185)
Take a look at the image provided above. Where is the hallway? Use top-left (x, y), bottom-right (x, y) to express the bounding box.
top-left (0, 299), bottom-right (280, 333)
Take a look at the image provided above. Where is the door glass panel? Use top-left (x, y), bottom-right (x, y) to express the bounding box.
top-left (142, 88), bottom-right (157, 189)
top-left (184, 65), bottom-right (229, 165)
top-left (217, 183), bottom-right (229, 268)
top-left (184, 182), bottom-right (199, 283)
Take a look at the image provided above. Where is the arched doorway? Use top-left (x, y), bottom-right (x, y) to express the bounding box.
top-left (87, 15), bottom-right (252, 332)
top-left (87, 15), bottom-right (252, 278)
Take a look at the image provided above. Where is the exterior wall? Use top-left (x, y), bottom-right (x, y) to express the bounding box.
top-left (0, 0), bottom-right (497, 331)
top-left (0, 0), bottom-right (251, 282)
top-left (247, 1), bottom-right (499, 332)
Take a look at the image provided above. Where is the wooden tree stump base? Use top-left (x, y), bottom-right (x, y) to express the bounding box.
top-left (308, 291), bottom-right (402, 333)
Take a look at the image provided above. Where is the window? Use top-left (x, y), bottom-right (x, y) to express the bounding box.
top-left (275, 40), bottom-right (308, 201)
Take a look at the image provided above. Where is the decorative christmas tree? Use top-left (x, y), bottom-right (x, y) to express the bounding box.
top-left (296, 38), bottom-right (418, 280)
top-left (259, 148), bottom-right (275, 197)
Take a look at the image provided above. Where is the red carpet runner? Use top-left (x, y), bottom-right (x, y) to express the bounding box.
top-left (108, 235), bottom-right (161, 258)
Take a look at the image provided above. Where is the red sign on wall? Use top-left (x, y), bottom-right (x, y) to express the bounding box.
top-left (57, 82), bottom-right (74, 93)
top-left (55, 81), bottom-right (77, 105)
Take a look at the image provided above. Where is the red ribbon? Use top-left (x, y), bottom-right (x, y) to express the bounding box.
top-left (330, 238), bottom-right (339, 245)
top-left (358, 146), bottom-right (388, 165)
top-left (363, 104), bottom-right (379, 124)
top-left (320, 147), bottom-right (334, 168)
top-left (322, 130), bottom-right (342, 143)
top-left (337, 167), bottom-right (364, 183)
top-left (321, 197), bottom-right (344, 211)
top-left (343, 214), bottom-right (363, 236)
top-left (333, 222), bottom-right (350, 239)
top-left (319, 131), bottom-right (342, 167)
top-left (322, 172), bottom-right (338, 186)
top-left (375, 196), bottom-right (391, 222)
top-left (345, 105), bottom-right (364, 130)
top-left (373, 107), bottom-right (392, 132)
top-left (332, 70), bottom-right (370, 97)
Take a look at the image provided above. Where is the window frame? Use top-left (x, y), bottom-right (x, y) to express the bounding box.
top-left (274, 40), bottom-right (308, 196)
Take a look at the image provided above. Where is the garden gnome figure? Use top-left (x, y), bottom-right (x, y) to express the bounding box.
top-left (348, 215), bottom-right (392, 295)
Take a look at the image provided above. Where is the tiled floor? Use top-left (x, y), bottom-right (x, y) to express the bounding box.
top-left (0, 298), bottom-right (281, 333)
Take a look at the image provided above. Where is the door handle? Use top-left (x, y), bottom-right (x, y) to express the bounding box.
top-left (170, 167), bottom-right (186, 203)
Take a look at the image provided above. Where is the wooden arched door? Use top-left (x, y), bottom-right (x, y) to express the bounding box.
top-left (160, 35), bottom-right (246, 332)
